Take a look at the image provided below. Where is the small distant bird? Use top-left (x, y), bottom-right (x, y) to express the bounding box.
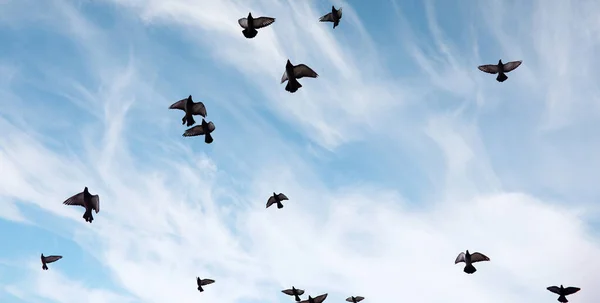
top-left (169, 95), bottom-right (207, 127)
top-left (281, 59), bottom-right (318, 93)
top-left (238, 12), bottom-right (275, 39)
top-left (267, 192), bottom-right (289, 209)
top-left (183, 119), bottom-right (215, 144)
top-left (299, 294), bottom-right (328, 303)
top-left (282, 286), bottom-right (305, 302)
top-left (63, 187), bottom-right (100, 223)
top-left (196, 277), bottom-right (215, 292)
top-left (41, 254), bottom-right (62, 270)
top-left (547, 285), bottom-right (581, 303)
top-left (346, 296), bottom-right (365, 303)
top-left (478, 59), bottom-right (522, 82)
top-left (454, 250), bottom-right (490, 274)
top-left (319, 6), bottom-right (342, 29)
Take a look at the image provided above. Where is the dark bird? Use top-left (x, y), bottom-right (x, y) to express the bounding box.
top-left (267, 192), bottom-right (289, 209)
top-left (346, 296), bottom-right (365, 303)
top-left (281, 59), bottom-right (318, 93)
top-left (183, 119), bottom-right (215, 144)
top-left (478, 59), bottom-right (522, 82)
top-left (282, 286), bottom-right (305, 302)
top-left (196, 277), bottom-right (215, 292)
top-left (299, 294), bottom-right (328, 303)
top-left (41, 254), bottom-right (62, 270)
top-left (238, 12), bottom-right (275, 39)
top-left (63, 187), bottom-right (100, 223)
top-left (454, 250), bottom-right (490, 274)
top-left (547, 285), bottom-right (581, 302)
top-left (169, 95), bottom-right (207, 127)
top-left (319, 6), bottom-right (342, 29)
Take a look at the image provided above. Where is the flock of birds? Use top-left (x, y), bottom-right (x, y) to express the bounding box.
top-left (36, 4), bottom-right (583, 303)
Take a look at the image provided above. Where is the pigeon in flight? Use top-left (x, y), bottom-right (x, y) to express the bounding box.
top-left (238, 12), bottom-right (275, 39)
top-left (346, 296), bottom-right (365, 303)
top-left (267, 192), bottom-right (289, 209)
top-left (281, 59), bottom-right (318, 93)
top-left (196, 277), bottom-right (215, 292)
top-left (183, 119), bottom-right (215, 144)
top-left (547, 285), bottom-right (581, 302)
top-left (478, 59), bottom-right (522, 82)
top-left (41, 254), bottom-right (62, 270)
top-left (454, 250), bottom-right (490, 274)
top-left (169, 95), bottom-right (207, 127)
top-left (63, 187), bottom-right (100, 223)
top-left (299, 294), bottom-right (328, 303)
top-left (319, 6), bottom-right (342, 29)
top-left (282, 286), bottom-right (305, 302)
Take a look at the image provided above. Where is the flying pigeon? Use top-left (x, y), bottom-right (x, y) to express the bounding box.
top-left (547, 285), bottom-right (581, 303)
top-left (183, 119), bottom-right (215, 144)
top-left (319, 6), bottom-right (342, 29)
top-left (281, 59), bottom-right (318, 93)
top-left (169, 95), bottom-right (207, 127)
top-left (238, 12), bottom-right (275, 39)
top-left (454, 250), bottom-right (490, 274)
top-left (63, 187), bottom-right (100, 223)
top-left (282, 286), bottom-right (305, 302)
top-left (346, 296), bottom-right (365, 303)
top-left (41, 254), bottom-right (62, 270)
top-left (299, 294), bottom-right (328, 303)
top-left (478, 59), bottom-right (522, 82)
top-left (267, 192), bottom-right (289, 209)
top-left (196, 277), bottom-right (215, 292)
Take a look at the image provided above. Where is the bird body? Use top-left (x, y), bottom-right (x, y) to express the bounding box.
top-left (299, 294), bottom-right (328, 303)
top-left (454, 250), bottom-right (490, 274)
top-left (267, 192), bottom-right (289, 209)
top-left (183, 119), bottom-right (216, 144)
top-left (547, 285), bottom-right (581, 302)
top-left (238, 12), bottom-right (275, 38)
top-left (346, 296), bottom-right (365, 303)
top-left (41, 254), bottom-right (62, 270)
top-left (282, 286), bottom-right (305, 302)
top-left (63, 187), bottom-right (100, 223)
top-left (281, 59), bottom-right (318, 93)
top-left (478, 59), bottom-right (522, 82)
top-left (169, 95), bottom-right (207, 127)
top-left (319, 6), bottom-right (342, 28)
top-left (196, 277), bottom-right (215, 292)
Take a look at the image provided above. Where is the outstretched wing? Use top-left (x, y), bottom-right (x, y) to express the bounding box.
top-left (200, 279), bottom-right (215, 286)
top-left (313, 293), bottom-right (328, 303)
top-left (354, 297), bottom-right (364, 302)
top-left (90, 195), bottom-right (100, 213)
top-left (282, 289), bottom-right (295, 296)
top-left (345, 298), bottom-right (353, 302)
top-left (266, 196), bottom-right (276, 208)
top-left (336, 7), bottom-right (343, 19)
top-left (502, 60), bottom-right (522, 73)
top-left (169, 98), bottom-right (186, 111)
top-left (319, 12), bottom-right (334, 22)
top-left (238, 18), bottom-right (249, 29)
top-left (44, 255), bottom-right (62, 263)
top-left (252, 17), bottom-right (275, 29)
top-left (63, 192), bottom-right (85, 208)
top-left (277, 193), bottom-right (289, 201)
top-left (563, 287), bottom-right (581, 296)
top-left (191, 102), bottom-right (207, 117)
top-left (470, 252), bottom-right (490, 263)
top-left (547, 286), bottom-right (561, 295)
top-left (454, 252), bottom-right (466, 264)
top-left (280, 70), bottom-right (290, 83)
top-left (183, 125), bottom-right (205, 137)
top-left (207, 121), bottom-right (216, 133)
top-left (293, 64), bottom-right (318, 79)
top-left (478, 64), bottom-right (500, 74)
top-left (296, 289), bottom-right (305, 295)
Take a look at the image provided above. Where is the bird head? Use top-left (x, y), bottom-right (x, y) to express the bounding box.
top-left (202, 119), bottom-right (208, 125)
top-left (248, 12), bottom-right (253, 18)
top-left (498, 59), bottom-right (503, 65)
top-left (292, 286), bottom-right (296, 291)
top-left (465, 249), bottom-right (470, 254)
top-left (188, 95), bottom-right (192, 100)
top-left (286, 59), bottom-right (293, 68)
top-left (332, 5), bottom-right (336, 10)
top-left (83, 186), bottom-right (89, 193)
top-left (40, 253), bottom-right (44, 258)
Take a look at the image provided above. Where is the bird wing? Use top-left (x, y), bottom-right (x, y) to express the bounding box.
top-left (238, 18), bottom-right (249, 29)
top-left (319, 12), bottom-right (334, 22)
top-left (336, 7), bottom-right (343, 19)
top-left (266, 196), bottom-right (276, 208)
top-left (252, 17), bottom-right (275, 29)
top-left (282, 289), bottom-right (295, 296)
top-left (63, 192), bottom-right (85, 208)
top-left (90, 195), bottom-right (100, 213)
top-left (183, 125), bottom-right (205, 137)
top-left (563, 287), bottom-right (581, 296)
top-left (277, 193), bottom-right (289, 201)
top-left (313, 293), bottom-right (328, 303)
top-left (502, 60), bottom-right (522, 72)
top-left (169, 98), bottom-right (187, 111)
top-left (470, 252), bottom-right (490, 263)
top-left (191, 102), bottom-right (207, 117)
top-left (280, 70), bottom-right (289, 84)
top-left (296, 289), bottom-right (305, 295)
top-left (354, 297), bottom-right (364, 302)
top-left (547, 286), bottom-right (561, 295)
top-left (293, 64), bottom-right (318, 79)
top-left (43, 255), bottom-right (62, 263)
top-left (454, 252), bottom-right (466, 264)
top-left (207, 121), bottom-right (216, 133)
top-left (200, 279), bottom-right (215, 286)
top-left (478, 64), bottom-right (500, 74)
top-left (345, 298), bottom-right (353, 302)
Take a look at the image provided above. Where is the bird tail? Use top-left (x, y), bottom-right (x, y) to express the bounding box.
top-left (42, 263), bottom-right (48, 270)
top-left (83, 209), bottom-right (93, 223)
top-left (285, 79), bottom-right (302, 93)
top-left (558, 295), bottom-right (568, 303)
top-left (186, 115), bottom-right (196, 127)
top-left (205, 133), bottom-right (214, 144)
top-left (464, 264), bottom-right (477, 274)
top-left (333, 21), bottom-right (339, 28)
top-left (496, 72), bottom-right (508, 82)
top-left (277, 201), bottom-right (284, 209)
top-left (242, 29), bottom-right (257, 38)
top-left (198, 286), bottom-right (204, 292)
top-left (294, 294), bottom-right (301, 302)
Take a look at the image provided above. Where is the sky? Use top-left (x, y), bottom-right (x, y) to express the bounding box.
top-left (0, 0), bottom-right (599, 302)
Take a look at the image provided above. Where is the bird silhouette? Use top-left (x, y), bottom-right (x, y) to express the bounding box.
top-left (454, 250), bottom-right (490, 274)
top-left (238, 12), bottom-right (275, 39)
top-left (346, 296), bottom-right (365, 303)
top-left (319, 6), bottom-right (342, 29)
top-left (196, 277), bottom-right (215, 292)
top-left (478, 59), bottom-right (522, 82)
top-left (547, 285), bottom-right (581, 302)
top-left (299, 294), bottom-right (328, 303)
top-left (169, 95), bottom-right (207, 127)
top-left (282, 286), bottom-right (305, 302)
top-left (281, 59), bottom-right (318, 93)
top-left (267, 192), bottom-right (289, 209)
top-left (63, 187), bottom-right (100, 223)
top-left (41, 254), bottom-right (62, 270)
top-left (183, 119), bottom-right (215, 144)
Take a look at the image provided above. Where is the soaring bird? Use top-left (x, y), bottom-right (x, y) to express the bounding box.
top-left (319, 6), bottom-right (342, 29)
top-left (281, 59), bottom-right (318, 93)
top-left (346, 296), bottom-right (365, 303)
top-left (63, 187), bottom-right (100, 223)
top-left (41, 254), bottom-right (62, 270)
top-left (478, 59), bottom-right (522, 82)
top-left (267, 192), bottom-right (289, 209)
top-left (299, 294), bottom-right (328, 303)
top-left (169, 95), bottom-right (207, 127)
top-left (196, 277), bottom-right (215, 292)
top-left (454, 250), bottom-right (490, 274)
top-left (547, 285), bottom-right (581, 302)
top-left (282, 286), bottom-right (305, 302)
top-left (183, 119), bottom-right (215, 144)
top-left (238, 12), bottom-right (275, 39)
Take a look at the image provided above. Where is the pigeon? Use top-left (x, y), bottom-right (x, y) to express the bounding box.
top-left (238, 12), bottom-right (275, 39)
top-left (478, 59), bottom-right (522, 82)
top-left (319, 6), bottom-right (342, 29)
top-left (267, 192), bottom-right (289, 209)
top-left (282, 286), bottom-right (305, 302)
top-left (169, 95), bottom-right (207, 127)
top-left (183, 119), bottom-right (215, 144)
top-left (299, 294), bottom-right (328, 303)
top-left (281, 59), bottom-right (318, 93)
top-left (196, 277), bottom-right (215, 292)
top-left (346, 296), bottom-right (365, 303)
top-left (63, 187), bottom-right (100, 223)
top-left (41, 254), bottom-right (62, 270)
top-left (454, 250), bottom-right (490, 274)
top-left (547, 285), bottom-right (581, 303)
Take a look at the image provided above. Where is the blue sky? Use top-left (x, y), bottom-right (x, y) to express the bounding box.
top-left (1, 0), bottom-right (599, 302)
